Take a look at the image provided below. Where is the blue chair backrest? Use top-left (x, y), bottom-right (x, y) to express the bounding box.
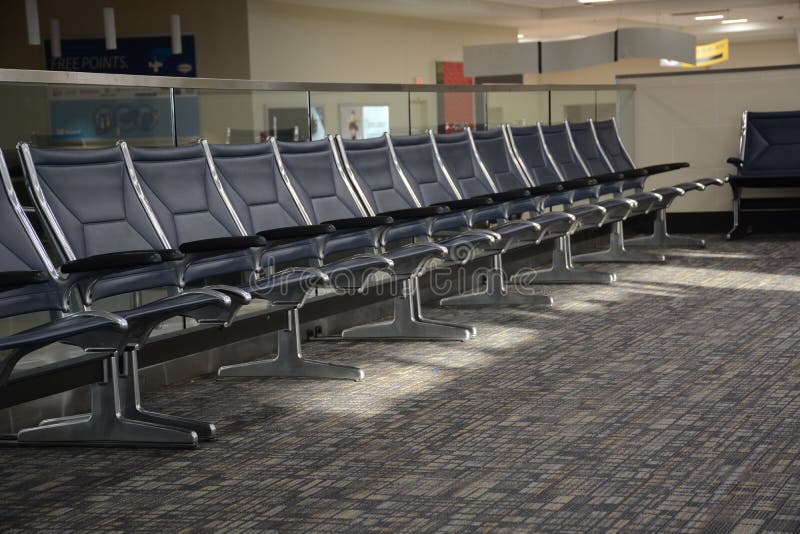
top-left (126, 144), bottom-right (244, 246)
top-left (432, 132), bottom-right (496, 199)
top-left (741, 111), bottom-right (800, 175)
top-left (593, 119), bottom-right (634, 171)
top-left (507, 126), bottom-right (562, 186)
top-left (540, 124), bottom-right (589, 180)
top-left (207, 142), bottom-right (309, 234)
top-left (273, 138), bottom-right (366, 224)
top-left (568, 121), bottom-right (612, 175)
top-left (22, 146), bottom-right (167, 260)
top-left (470, 129), bottom-right (530, 192)
top-left (0, 151), bottom-right (63, 318)
top-left (338, 135), bottom-right (419, 214)
top-left (389, 134), bottom-right (459, 206)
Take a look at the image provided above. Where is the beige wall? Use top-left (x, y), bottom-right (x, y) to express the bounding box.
top-left (624, 67), bottom-right (800, 213)
top-left (246, 0), bottom-right (515, 84)
top-left (245, 0), bottom-right (516, 137)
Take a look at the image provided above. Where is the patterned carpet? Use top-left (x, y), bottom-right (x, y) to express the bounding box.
top-left (1, 235), bottom-right (799, 532)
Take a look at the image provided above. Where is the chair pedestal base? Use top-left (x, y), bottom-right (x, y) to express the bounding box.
top-left (413, 279), bottom-right (477, 337)
top-left (440, 255), bottom-right (553, 308)
top-left (573, 221), bottom-right (665, 264)
top-left (18, 356), bottom-right (199, 448)
top-left (627, 209), bottom-right (706, 249)
top-left (37, 351), bottom-right (217, 441)
top-left (512, 235), bottom-right (616, 285)
top-left (118, 351), bottom-right (217, 440)
top-left (219, 309), bottom-right (364, 381)
top-left (341, 280), bottom-right (472, 341)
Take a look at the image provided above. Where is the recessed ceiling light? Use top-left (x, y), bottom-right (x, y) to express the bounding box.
top-left (695, 14), bottom-right (724, 21)
top-left (578, 0), bottom-right (614, 4)
top-left (517, 33), bottom-right (524, 38)
top-left (721, 18), bottom-right (749, 24)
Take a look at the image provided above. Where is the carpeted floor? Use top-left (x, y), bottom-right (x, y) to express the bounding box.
top-left (1, 235), bottom-right (799, 532)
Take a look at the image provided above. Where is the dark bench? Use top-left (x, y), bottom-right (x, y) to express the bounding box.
top-left (0, 149), bottom-right (241, 448)
top-left (727, 110), bottom-right (800, 240)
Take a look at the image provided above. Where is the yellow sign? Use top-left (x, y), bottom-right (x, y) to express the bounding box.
top-left (660, 38), bottom-right (729, 68)
top-left (692, 38), bottom-right (729, 67)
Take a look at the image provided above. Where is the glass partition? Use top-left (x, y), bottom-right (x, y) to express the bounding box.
top-left (176, 89), bottom-right (309, 144)
top-left (595, 90), bottom-right (618, 122)
top-left (183, 89), bottom-right (254, 145)
top-left (550, 90), bottom-right (597, 124)
top-left (409, 92), bottom-right (437, 135)
top-left (616, 87), bottom-right (636, 161)
top-left (409, 91), bottom-right (484, 134)
top-left (310, 91), bottom-right (409, 140)
top-left (0, 77), bottom-right (635, 149)
top-left (257, 90), bottom-right (314, 142)
top-left (0, 84), bottom-right (175, 151)
top-left (486, 91), bottom-right (548, 129)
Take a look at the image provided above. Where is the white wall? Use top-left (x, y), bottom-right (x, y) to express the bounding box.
top-left (623, 67), bottom-right (800, 213)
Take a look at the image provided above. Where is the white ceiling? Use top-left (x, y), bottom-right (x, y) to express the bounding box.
top-left (282, 0), bottom-right (800, 42)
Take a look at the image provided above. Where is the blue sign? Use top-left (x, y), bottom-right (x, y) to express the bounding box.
top-left (50, 97), bottom-right (169, 140)
top-left (48, 93), bottom-right (200, 142)
top-left (45, 35), bottom-right (197, 77)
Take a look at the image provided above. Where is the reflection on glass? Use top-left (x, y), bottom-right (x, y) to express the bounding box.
top-left (410, 92), bottom-right (437, 135)
top-left (409, 91), bottom-right (482, 134)
top-left (0, 84), bottom-right (175, 150)
top-left (440, 91), bottom-right (480, 133)
top-left (49, 86), bottom-right (176, 147)
top-left (550, 90), bottom-right (597, 124)
top-left (0, 82), bottom-right (634, 155)
top-left (309, 92), bottom-right (409, 139)
top-left (595, 90), bottom-right (618, 122)
top-left (181, 89), bottom-right (309, 144)
top-left (486, 92), bottom-right (548, 129)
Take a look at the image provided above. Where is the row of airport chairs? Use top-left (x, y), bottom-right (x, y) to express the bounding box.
top-left (0, 118), bottom-right (723, 448)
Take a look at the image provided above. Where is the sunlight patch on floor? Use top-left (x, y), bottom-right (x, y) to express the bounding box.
top-left (618, 265), bottom-right (800, 292)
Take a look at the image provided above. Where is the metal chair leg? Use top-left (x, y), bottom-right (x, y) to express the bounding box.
top-left (627, 209), bottom-right (706, 249)
top-left (37, 351), bottom-right (218, 441)
top-left (116, 351), bottom-right (217, 441)
top-left (218, 308), bottom-right (364, 380)
top-left (341, 279), bottom-right (472, 341)
top-left (440, 254), bottom-right (552, 308)
top-left (727, 195), bottom-right (747, 240)
top-left (412, 278), bottom-right (477, 337)
top-left (511, 235), bottom-right (616, 285)
top-left (17, 356), bottom-right (199, 448)
top-left (573, 221), bottom-right (665, 263)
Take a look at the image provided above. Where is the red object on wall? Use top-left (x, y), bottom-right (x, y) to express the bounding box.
top-left (436, 61), bottom-right (475, 133)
